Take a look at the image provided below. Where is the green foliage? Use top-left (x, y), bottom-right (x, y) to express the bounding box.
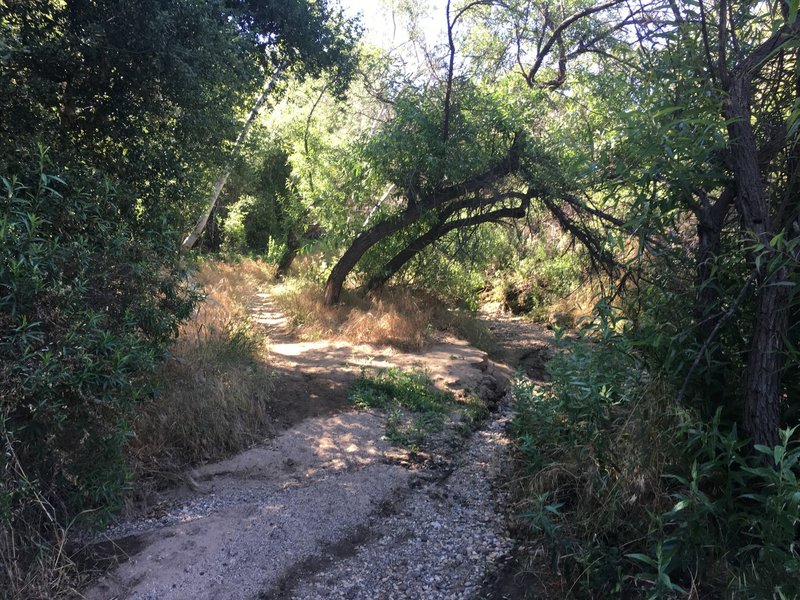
top-left (0, 1), bottom-right (356, 595)
top-left (351, 367), bottom-right (453, 414)
top-left (493, 224), bottom-right (586, 318)
top-left (219, 135), bottom-right (302, 255)
top-left (363, 81), bottom-right (522, 201)
top-left (650, 418), bottom-right (800, 599)
top-left (0, 159), bottom-right (196, 526)
top-left (513, 314), bottom-right (800, 598)
top-left (350, 368), bottom-right (455, 449)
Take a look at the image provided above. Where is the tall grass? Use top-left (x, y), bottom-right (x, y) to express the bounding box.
top-left (129, 258), bottom-right (276, 486)
top-left (273, 273), bottom-right (500, 354)
top-left (1, 438), bottom-right (80, 600)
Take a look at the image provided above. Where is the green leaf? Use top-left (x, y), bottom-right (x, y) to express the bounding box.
top-left (653, 106), bottom-right (683, 119)
top-left (754, 444), bottom-right (774, 456)
top-left (671, 498), bottom-right (691, 511)
top-left (626, 553), bottom-right (658, 568)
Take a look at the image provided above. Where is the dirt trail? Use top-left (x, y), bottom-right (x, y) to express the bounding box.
top-left (82, 295), bottom-right (553, 600)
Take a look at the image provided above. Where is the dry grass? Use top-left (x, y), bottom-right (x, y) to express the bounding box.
top-left (1, 438), bottom-right (81, 600)
top-left (0, 514), bottom-right (78, 600)
top-left (520, 394), bottom-right (676, 540)
top-left (273, 280), bottom-right (434, 350)
top-left (130, 257), bottom-right (276, 486)
top-left (2, 258), bottom-right (278, 596)
top-left (273, 277), bottom-right (502, 354)
top-left (536, 277), bottom-right (603, 329)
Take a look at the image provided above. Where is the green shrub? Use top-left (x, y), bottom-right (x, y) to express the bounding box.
top-left (512, 322), bottom-right (800, 598)
top-left (645, 417), bottom-right (800, 599)
top-left (512, 328), bottom-right (674, 597)
top-left (0, 159), bottom-right (194, 533)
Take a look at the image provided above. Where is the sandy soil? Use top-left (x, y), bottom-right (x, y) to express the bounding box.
top-left (80, 294), bottom-right (552, 600)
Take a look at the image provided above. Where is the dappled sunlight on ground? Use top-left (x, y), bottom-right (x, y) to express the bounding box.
top-left (84, 288), bottom-right (554, 600)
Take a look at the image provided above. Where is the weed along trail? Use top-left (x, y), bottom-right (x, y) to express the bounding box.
top-left (83, 291), bottom-right (553, 600)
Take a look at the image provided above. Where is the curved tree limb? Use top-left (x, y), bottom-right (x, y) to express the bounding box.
top-left (367, 194), bottom-right (531, 291)
top-left (525, 0), bottom-right (625, 87)
top-left (323, 136), bottom-right (523, 305)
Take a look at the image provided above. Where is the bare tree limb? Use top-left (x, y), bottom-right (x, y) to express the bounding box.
top-left (181, 67), bottom-right (284, 252)
top-left (526, 0), bottom-right (626, 86)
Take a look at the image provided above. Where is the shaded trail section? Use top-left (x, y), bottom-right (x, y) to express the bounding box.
top-left (82, 296), bottom-right (553, 600)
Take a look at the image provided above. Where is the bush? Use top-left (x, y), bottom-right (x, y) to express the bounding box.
top-left (1, 159), bottom-right (194, 594)
top-left (512, 329), bottom-right (676, 597)
top-left (512, 323), bottom-right (800, 598)
top-left (648, 417), bottom-right (800, 599)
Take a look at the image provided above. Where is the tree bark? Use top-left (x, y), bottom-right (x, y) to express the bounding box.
top-left (181, 68), bottom-right (283, 252)
top-left (276, 223), bottom-right (322, 278)
top-left (323, 140), bottom-right (522, 305)
top-left (366, 200), bottom-right (530, 292)
top-left (725, 73), bottom-right (787, 448)
top-left (743, 274), bottom-right (790, 448)
top-left (276, 229), bottom-right (300, 278)
top-left (324, 204), bottom-right (426, 305)
top-left (695, 185), bottom-right (734, 340)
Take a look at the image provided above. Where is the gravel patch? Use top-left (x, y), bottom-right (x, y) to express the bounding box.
top-left (280, 396), bottom-right (516, 600)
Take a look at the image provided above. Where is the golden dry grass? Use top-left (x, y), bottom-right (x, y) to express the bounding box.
top-left (273, 280), bottom-right (434, 350)
top-left (273, 277), bottom-right (501, 354)
top-left (130, 258), bottom-right (276, 484)
top-left (1, 439), bottom-right (81, 600)
top-left (545, 279), bottom-right (601, 329)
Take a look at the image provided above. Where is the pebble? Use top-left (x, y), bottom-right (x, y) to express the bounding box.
top-left (289, 393), bottom-right (517, 600)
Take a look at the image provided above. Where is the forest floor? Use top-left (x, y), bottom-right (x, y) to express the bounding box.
top-left (79, 292), bottom-right (554, 600)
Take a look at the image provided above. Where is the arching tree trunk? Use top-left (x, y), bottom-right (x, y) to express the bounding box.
top-left (323, 205), bottom-right (424, 305)
top-left (323, 141), bottom-right (523, 306)
top-left (367, 202), bottom-right (529, 292)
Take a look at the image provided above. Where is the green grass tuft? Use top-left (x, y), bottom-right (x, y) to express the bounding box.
top-left (350, 368), bottom-right (456, 449)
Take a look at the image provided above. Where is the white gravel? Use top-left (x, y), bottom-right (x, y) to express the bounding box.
top-left (284, 397), bottom-right (516, 600)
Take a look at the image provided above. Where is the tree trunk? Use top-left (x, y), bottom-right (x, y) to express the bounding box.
top-left (743, 276), bottom-right (789, 448)
top-left (276, 223), bottom-right (323, 278)
top-left (276, 229), bottom-right (300, 278)
top-left (323, 206), bottom-right (425, 305)
top-left (323, 142), bottom-right (523, 305)
top-left (367, 202), bottom-right (529, 292)
top-left (181, 68), bottom-right (283, 252)
top-left (725, 74), bottom-right (787, 448)
top-left (695, 185), bottom-right (733, 340)
top-left (691, 185), bottom-right (735, 407)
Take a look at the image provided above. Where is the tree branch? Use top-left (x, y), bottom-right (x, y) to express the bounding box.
top-left (526, 0), bottom-right (626, 86)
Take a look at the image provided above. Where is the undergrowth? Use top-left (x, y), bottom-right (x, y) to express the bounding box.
top-left (129, 257), bottom-right (276, 491)
top-left (1, 162), bottom-right (195, 597)
top-left (350, 368), bottom-right (457, 449)
top-left (512, 326), bottom-right (800, 598)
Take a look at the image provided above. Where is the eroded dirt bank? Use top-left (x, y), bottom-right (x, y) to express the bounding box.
top-left (81, 296), bottom-right (552, 600)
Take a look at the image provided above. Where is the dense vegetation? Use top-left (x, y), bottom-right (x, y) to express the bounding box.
top-left (2, 0), bottom-right (799, 598)
top-left (0, 1), bottom-right (357, 595)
